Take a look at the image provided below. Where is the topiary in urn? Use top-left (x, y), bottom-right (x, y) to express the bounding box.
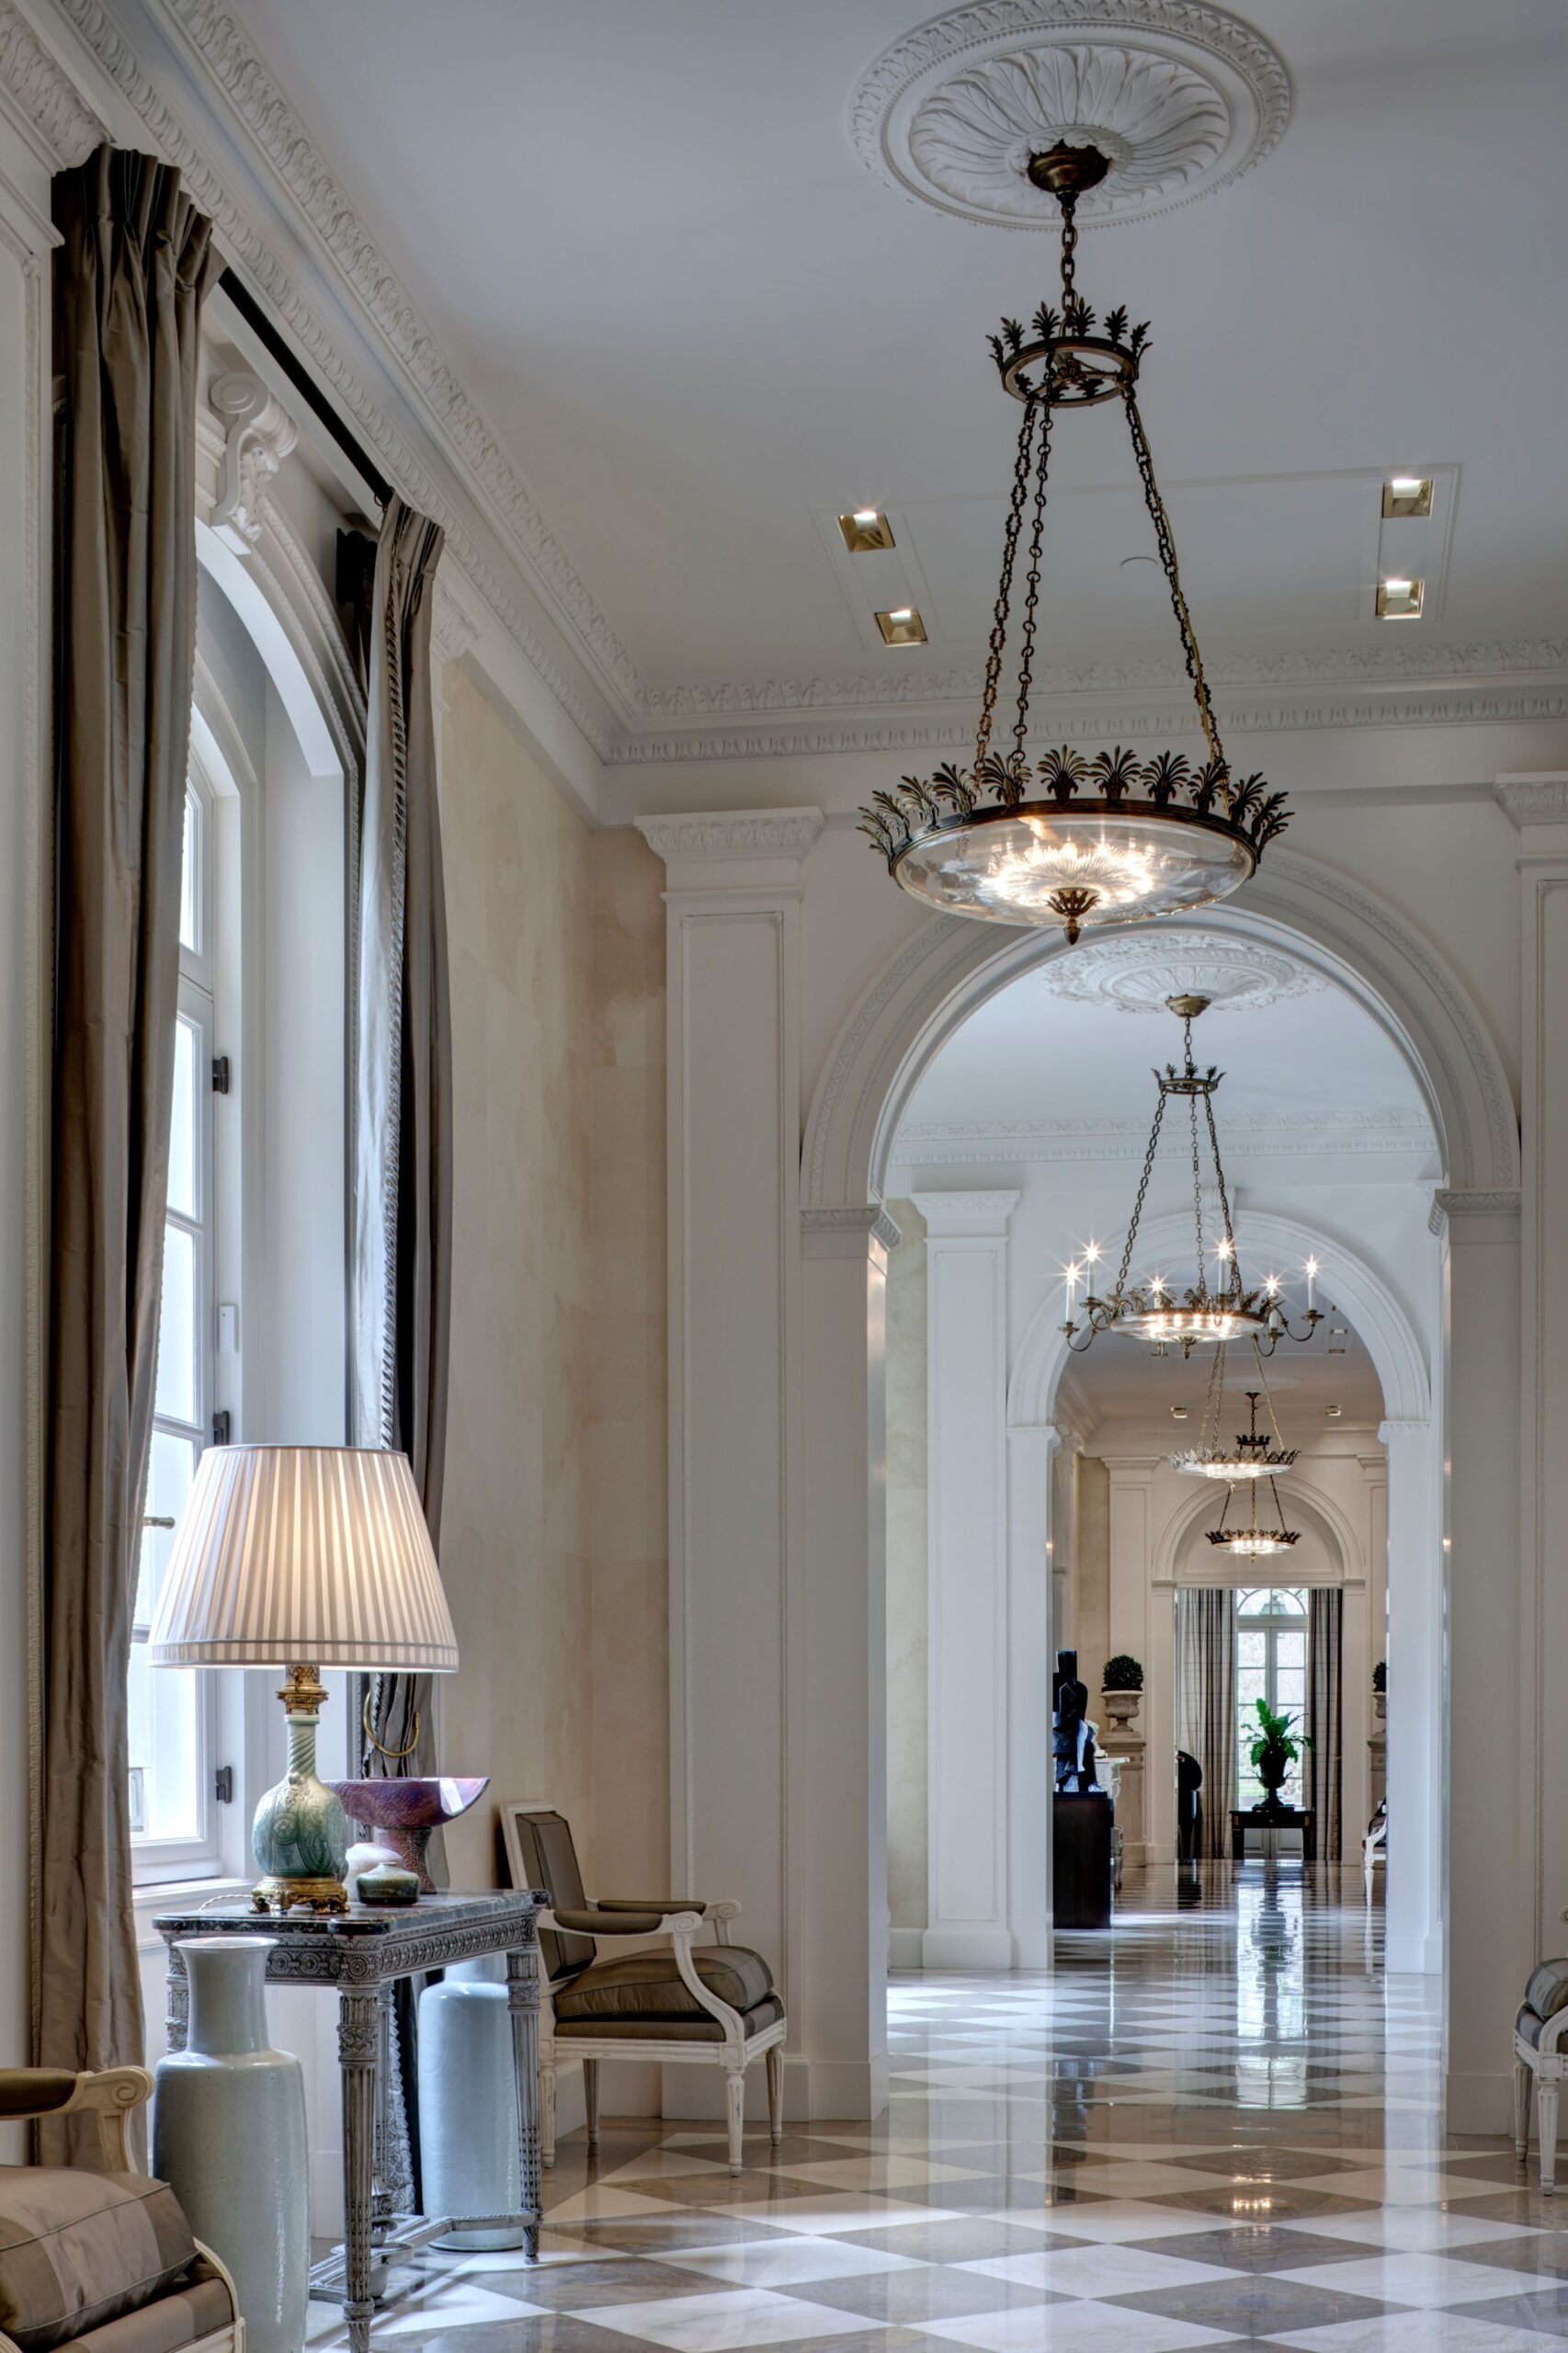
top-left (1249, 1696), bottom-right (1310, 1817)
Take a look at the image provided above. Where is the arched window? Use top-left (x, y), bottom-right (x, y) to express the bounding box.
top-left (1236, 1586), bottom-right (1309, 1809)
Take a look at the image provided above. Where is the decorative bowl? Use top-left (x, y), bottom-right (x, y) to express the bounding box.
top-left (328, 1777), bottom-right (490, 1891)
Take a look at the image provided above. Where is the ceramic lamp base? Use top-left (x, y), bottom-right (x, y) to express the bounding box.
top-left (251, 1874), bottom-right (348, 1915)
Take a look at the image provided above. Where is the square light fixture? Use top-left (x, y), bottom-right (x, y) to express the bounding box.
top-left (876, 606), bottom-right (927, 646)
top-left (1381, 475), bottom-right (1433, 518)
top-left (1376, 576), bottom-right (1424, 620)
top-left (838, 508), bottom-right (895, 552)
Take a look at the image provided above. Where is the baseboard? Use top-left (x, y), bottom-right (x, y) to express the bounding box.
top-left (888, 1927), bottom-right (923, 1969)
top-left (1012, 1932), bottom-right (1052, 1969)
top-left (1446, 2067), bottom-right (1512, 2135)
top-left (921, 1927), bottom-right (1014, 1971)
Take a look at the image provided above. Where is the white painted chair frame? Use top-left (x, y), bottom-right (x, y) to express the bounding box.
top-left (1362, 1803), bottom-right (1387, 1905)
top-left (1515, 2007), bottom-right (1568, 2192)
top-left (534, 1902), bottom-right (786, 2176)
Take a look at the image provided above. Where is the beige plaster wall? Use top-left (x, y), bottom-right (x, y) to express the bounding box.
top-left (885, 1199), bottom-right (927, 1936)
top-left (1075, 1457), bottom-right (1111, 1697)
top-left (434, 675), bottom-right (667, 1902)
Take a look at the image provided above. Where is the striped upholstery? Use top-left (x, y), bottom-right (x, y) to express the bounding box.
top-left (49, 2268), bottom-right (232, 2353)
top-left (0, 2170), bottom-right (198, 2352)
top-left (147, 1445), bottom-right (458, 1670)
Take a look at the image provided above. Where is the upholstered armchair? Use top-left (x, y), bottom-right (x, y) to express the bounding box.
top-left (1514, 1961), bottom-right (1568, 2192)
top-left (0, 2067), bottom-right (241, 2352)
top-left (501, 1806), bottom-right (785, 2175)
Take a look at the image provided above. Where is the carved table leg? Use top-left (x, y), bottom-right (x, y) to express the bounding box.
top-left (164, 1947), bottom-right (189, 2055)
top-left (338, 1988), bottom-right (380, 2353)
top-left (507, 1941), bottom-right (542, 2260)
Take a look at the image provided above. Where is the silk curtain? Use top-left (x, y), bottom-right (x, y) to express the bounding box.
top-left (1308, 1586), bottom-right (1345, 1861)
top-left (40, 148), bottom-right (218, 2155)
top-left (1176, 1588), bottom-right (1236, 1861)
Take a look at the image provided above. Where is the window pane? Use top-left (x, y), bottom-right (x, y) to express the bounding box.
top-left (1237, 1669), bottom-right (1267, 1708)
top-left (1273, 1588), bottom-right (1307, 1615)
top-left (154, 1226), bottom-right (197, 1426)
top-left (127, 1646), bottom-right (201, 1842)
top-left (135, 1430), bottom-right (199, 1633)
top-left (1276, 1671), bottom-right (1305, 1713)
top-left (1277, 1631), bottom-right (1306, 1669)
top-left (167, 1017), bottom-right (199, 1221)
top-left (179, 787), bottom-right (199, 952)
top-left (1237, 1631), bottom-right (1266, 1668)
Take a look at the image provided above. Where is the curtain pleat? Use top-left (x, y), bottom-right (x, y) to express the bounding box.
top-left (1176, 1589), bottom-right (1235, 1861)
top-left (40, 146), bottom-right (218, 2159)
top-left (1308, 1587), bottom-right (1344, 1862)
top-left (348, 494), bottom-right (450, 2213)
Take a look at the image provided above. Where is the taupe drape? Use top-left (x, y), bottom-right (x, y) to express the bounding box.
top-left (40, 147), bottom-right (218, 2156)
top-left (351, 495), bottom-right (450, 1780)
top-left (1176, 1588), bottom-right (1235, 1861)
top-left (1307, 1586), bottom-right (1344, 1862)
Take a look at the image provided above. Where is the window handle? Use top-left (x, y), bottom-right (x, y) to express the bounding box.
top-left (142, 1516), bottom-right (176, 1529)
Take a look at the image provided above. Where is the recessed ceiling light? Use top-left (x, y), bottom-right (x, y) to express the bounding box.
top-left (1171, 1404), bottom-right (1188, 1420)
top-left (877, 607), bottom-right (927, 646)
top-left (1382, 475), bottom-right (1433, 518)
top-left (838, 509), bottom-right (896, 552)
top-left (1376, 577), bottom-right (1424, 620)
top-left (1324, 1404), bottom-right (1342, 1418)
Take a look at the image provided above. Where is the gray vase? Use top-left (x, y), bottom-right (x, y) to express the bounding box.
top-left (417, 1956), bottom-right (521, 2249)
top-left (153, 1937), bottom-right (309, 2353)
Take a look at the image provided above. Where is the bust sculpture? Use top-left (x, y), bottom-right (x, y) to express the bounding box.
top-left (1052, 1649), bottom-right (1101, 1794)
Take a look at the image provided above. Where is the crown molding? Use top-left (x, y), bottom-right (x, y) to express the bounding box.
top-left (801, 1203), bottom-right (903, 1252)
top-left (893, 1108), bottom-right (1436, 1168)
top-left (635, 810), bottom-right (825, 863)
top-left (912, 1188), bottom-right (1020, 1235)
top-left (0, 0), bottom-right (102, 167)
top-left (1494, 773), bottom-right (1568, 827)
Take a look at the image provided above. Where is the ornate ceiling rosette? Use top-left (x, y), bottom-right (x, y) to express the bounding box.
top-left (850, 0), bottom-right (1292, 231)
top-left (1039, 935), bottom-right (1325, 1014)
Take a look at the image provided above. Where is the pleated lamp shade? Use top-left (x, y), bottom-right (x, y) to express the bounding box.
top-left (148, 1445), bottom-right (460, 1672)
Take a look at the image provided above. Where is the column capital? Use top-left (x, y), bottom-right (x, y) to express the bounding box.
top-left (913, 1188), bottom-right (1019, 1238)
top-left (1107, 1454), bottom-right (1163, 1484)
top-left (635, 807), bottom-right (823, 894)
top-left (801, 1202), bottom-right (901, 1260)
top-left (1430, 1187), bottom-right (1521, 1240)
top-left (1494, 773), bottom-right (1568, 828)
top-left (1376, 1418), bottom-right (1428, 1452)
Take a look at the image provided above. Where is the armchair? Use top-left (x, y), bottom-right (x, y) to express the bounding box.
top-left (501, 1805), bottom-right (785, 2175)
top-left (0, 2068), bottom-right (241, 2353)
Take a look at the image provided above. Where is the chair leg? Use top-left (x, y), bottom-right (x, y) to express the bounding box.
top-left (766, 2044), bottom-right (784, 2147)
top-left (1540, 2081), bottom-right (1559, 2195)
top-left (725, 2070), bottom-right (746, 2175)
top-left (584, 2058), bottom-right (601, 2144)
top-left (1515, 2056), bottom-right (1533, 2161)
top-left (540, 2062), bottom-right (557, 2169)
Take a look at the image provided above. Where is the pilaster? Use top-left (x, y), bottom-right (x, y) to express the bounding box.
top-left (1377, 1419), bottom-right (1438, 1974)
top-left (1106, 1458), bottom-right (1162, 1864)
top-left (914, 1189), bottom-right (1017, 1970)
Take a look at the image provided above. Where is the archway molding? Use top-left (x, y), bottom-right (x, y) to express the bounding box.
top-left (802, 848), bottom-right (1518, 1219)
top-left (1156, 1471), bottom-right (1362, 1588)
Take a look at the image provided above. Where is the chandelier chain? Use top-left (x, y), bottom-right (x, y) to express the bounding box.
top-left (1121, 384), bottom-right (1222, 767)
top-left (1013, 391), bottom-right (1055, 760)
top-left (1188, 1088), bottom-right (1206, 1281)
top-left (1112, 1086), bottom-right (1167, 1302)
top-left (1203, 1085), bottom-right (1243, 1292)
top-left (1059, 193), bottom-right (1080, 309)
top-left (974, 397), bottom-right (1039, 769)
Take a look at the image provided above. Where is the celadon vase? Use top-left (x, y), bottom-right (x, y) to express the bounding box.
top-left (153, 1937), bottom-right (309, 2353)
top-left (251, 1699), bottom-right (350, 1899)
top-left (417, 1956), bottom-right (522, 2249)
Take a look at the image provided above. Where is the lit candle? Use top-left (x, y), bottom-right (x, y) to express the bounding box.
top-left (1305, 1256), bottom-right (1319, 1312)
top-left (1062, 1262), bottom-right (1078, 1322)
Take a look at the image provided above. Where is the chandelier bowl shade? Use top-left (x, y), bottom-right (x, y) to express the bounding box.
top-left (891, 799), bottom-right (1257, 935)
top-left (1208, 1529), bottom-right (1299, 1556)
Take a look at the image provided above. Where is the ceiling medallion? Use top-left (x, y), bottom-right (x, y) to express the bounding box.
top-left (851, 0), bottom-right (1291, 233)
top-left (857, 145), bottom-right (1289, 942)
top-left (1060, 995), bottom-right (1323, 1352)
top-left (1040, 934), bottom-right (1325, 1014)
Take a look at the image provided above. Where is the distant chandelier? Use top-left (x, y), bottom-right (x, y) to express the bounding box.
top-left (1060, 994), bottom-right (1324, 1355)
top-left (1174, 1342), bottom-right (1297, 1482)
top-left (857, 143), bottom-right (1289, 945)
top-left (1206, 1392), bottom-right (1301, 1557)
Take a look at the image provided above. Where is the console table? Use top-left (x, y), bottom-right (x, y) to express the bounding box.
top-left (153, 1890), bottom-right (544, 2353)
top-left (1231, 1806), bottom-right (1316, 1862)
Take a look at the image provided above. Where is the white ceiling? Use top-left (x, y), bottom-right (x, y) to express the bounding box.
top-left (224, 0), bottom-right (1568, 699)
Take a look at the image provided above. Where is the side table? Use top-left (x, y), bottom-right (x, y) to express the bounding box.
top-left (1231, 1806), bottom-right (1316, 1863)
top-left (154, 1890), bottom-right (545, 2353)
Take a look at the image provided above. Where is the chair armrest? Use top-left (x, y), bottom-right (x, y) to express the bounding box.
top-left (0, 2066), bottom-right (153, 2169)
top-left (594, 1895), bottom-right (742, 1941)
top-left (542, 1906), bottom-right (705, 1938)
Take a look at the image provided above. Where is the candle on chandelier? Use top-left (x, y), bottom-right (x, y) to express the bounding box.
top-left (1305, 1256), bottom-right (1319, 1311)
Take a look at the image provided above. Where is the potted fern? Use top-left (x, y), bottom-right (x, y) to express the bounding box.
top-left (1101, 1654), bottom-right (1143, 1727)
top-left (1249, 1696), bottom-right (1310, 1817)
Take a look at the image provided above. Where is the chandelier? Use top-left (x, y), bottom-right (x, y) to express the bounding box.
top-left (1060, 995), bottom-right (1324, 1354)
top-left (1206, 1392), bottom-right (1301, 1557)
top-left (857, 143), bottom-right (1289, 945)
top-left (1174, 1342), bottom-right (1297, 1481)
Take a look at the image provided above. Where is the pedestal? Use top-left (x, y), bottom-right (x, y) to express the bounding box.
top-left (1053, 1794), bottom-right (1113, 1930)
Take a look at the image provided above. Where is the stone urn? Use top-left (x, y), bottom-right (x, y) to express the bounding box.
top-left (1101, 1688), bottom-right (1142, 1728)
top-left (1373, 1690), bottom-right (1386, 1723)
top-left (1254, 1740), bottom-right (1292, 1814)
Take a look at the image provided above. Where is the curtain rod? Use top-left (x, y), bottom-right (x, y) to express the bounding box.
top-left (218, 266), bottom-right (393, 513)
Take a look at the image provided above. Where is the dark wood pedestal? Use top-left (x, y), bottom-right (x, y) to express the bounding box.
top-left (1232, 1805), bottom-right (1317, 1862)
top-left (1054, 1791), bottom-right (1115, 1928)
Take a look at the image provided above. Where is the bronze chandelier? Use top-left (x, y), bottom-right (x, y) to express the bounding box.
top-left (858, 143), bottom-right (1289, 945)
top-left (1206, 1392), bottom-right (1301, 1558)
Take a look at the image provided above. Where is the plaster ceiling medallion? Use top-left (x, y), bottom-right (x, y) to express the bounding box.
top-left (1040, 935), bottom-right (1325, 1014)
top-left (851, 1), bottom-right (1292, 231)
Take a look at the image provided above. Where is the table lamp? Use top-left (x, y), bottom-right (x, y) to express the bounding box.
top-left (149, 1445), bottom-right (460, 1914)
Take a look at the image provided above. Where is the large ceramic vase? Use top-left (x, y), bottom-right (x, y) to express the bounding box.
top-left (417, 1956), bottom-right (521, 2249)
top-left (153, 1938), bottom-right (309, 2353)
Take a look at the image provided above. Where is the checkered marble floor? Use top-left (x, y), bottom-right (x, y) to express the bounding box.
top-left (311, 1866), bottom-right (1568, 2348)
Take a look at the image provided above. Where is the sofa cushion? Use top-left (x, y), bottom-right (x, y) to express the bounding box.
top-left (0, 2169), bottom-right (198, 2353)
top-left (555, 1945), bottom-right (773, 2027)
top-left (555, 1994), bottom-right (785, 2044)
top-left (1525, 1961), bottom-right (1568, 2023)
top-left (53, 2268), bottom-right (233, 2353)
